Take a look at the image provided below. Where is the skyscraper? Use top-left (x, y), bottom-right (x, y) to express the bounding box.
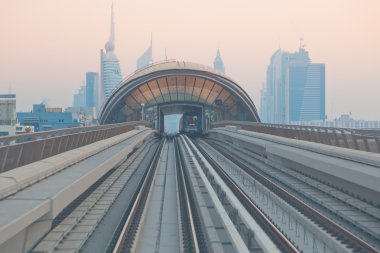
top-left (86, 72), bottom-right (99, 112)
top-left (101, 1), bottom-right (122, 103)
top-left (261, 49), bottom-right (288, 124)
top-left (289, 63), bottom-right (325, 122)
top-left (136, 37), bottom-right (153, 70)
top-left (213, 48), bottom-right (225, 73)
top-left (73, 86), bottom-right (86, 107)
top-left (261, 45), bottom-right (325, 124)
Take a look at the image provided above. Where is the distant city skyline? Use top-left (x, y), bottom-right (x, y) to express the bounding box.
top-left (1, 0), bottom-right (379, 120)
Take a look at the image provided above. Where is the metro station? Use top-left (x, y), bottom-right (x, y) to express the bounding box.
top-left (99, 61), bottom-right (260, 134)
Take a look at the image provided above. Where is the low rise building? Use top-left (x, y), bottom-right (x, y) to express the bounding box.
top-left (17, 103), bottom-right (80, 132)
top-left (65, 106), bottom-right (97, 126)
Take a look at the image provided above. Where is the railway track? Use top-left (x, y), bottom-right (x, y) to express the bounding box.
top-left (112, 136), bottom-right (246, 253)
top-left (32, 137), bottom-right (160, 253)
top-left (206, 138), bottom-right (380, 243)
top-left (182, 136), bottom-right (299, 253)
top-left (33, 135), bottom-right (249, 253)
top-left (31, 134), bottom-right (379, 253)
top-left (176, 135), bottom-right (254, 253)
top-left (111, 138), bottom-right (205, 253)
top-left (109, 138), bottom-right (165, 253)
top-left (175, 137), bottom-right (203, 253)
top-left (201, 137), bottom-right (380, 253)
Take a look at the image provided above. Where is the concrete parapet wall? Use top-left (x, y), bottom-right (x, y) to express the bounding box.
top-left (209, 127), bottom-right (380, 206)
top-left (212, 121), bottom-right (380, 153)
top-left (0, 127), bottom-right (150, 199)
top-left (0, 121), bottom-right (152, 173)
top-left (0, 127), bottom-right (154, 253)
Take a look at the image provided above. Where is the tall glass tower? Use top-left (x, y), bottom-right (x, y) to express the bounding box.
top-left (261, 46), bottom-right (325, 124)
top-left (101, 1), bottom-right (122, 104)
top-left (136, 37), bottom-right (153, 70)
top-left (289, 63), bottom-right (325, 122)
top-left (86, 72), bottom-right (99, 111)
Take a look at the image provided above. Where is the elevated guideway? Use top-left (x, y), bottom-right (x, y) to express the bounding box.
top-left (0, 126), bottom-right (155, 253)
top-left (208, 125), bottom-right (380, 206)
top-left (213, 121), bottom-right (380, 153)
top-left (1, 129), bottom-right (380, 253)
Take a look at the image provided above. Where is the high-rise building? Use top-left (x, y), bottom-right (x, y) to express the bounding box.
top-left (259, 85), bottom-right (269, 123)
top-left (260, 49), bottom-right (283, 123)
top-left (0, 94), bottom-right (16, 136)
top-left (101, 1), bottom-right (122, 103)
top-left (261, 45), bottom-right (325, 124)
top-left (136, 37), bottom-right (153, 70)
top-left (213, 48), bottom-right (225, 73)
top-left (289, 63), bottom-right (325, 122)
top-left (86, 72), bottom-right (99, 111)
top-left (73, 86), bottom-right (86, 107)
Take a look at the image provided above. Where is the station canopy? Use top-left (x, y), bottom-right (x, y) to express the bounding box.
top-left (99, 61), bottom-right (260, 125)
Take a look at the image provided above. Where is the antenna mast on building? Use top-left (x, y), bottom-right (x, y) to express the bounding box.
top-left (299, 37), bottom-right (306, 50)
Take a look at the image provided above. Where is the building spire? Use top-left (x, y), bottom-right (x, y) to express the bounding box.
top-left (110, 0), bottom-right (115, 42)
top-left (105, 0), bottom-right (115, 52)
top-left (150, 32), bottom-right (152, 48)
top-left (299, 37), bottom-right (306, 50)
top-left (214, 48), bottom-right (225, 73)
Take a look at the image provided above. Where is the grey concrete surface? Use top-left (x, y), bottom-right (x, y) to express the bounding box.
top-left (0, 129), bottom-right (154, 253)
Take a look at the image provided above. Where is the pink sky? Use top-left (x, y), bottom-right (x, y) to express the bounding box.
top-left (1, 0), bottom-right (379, 120)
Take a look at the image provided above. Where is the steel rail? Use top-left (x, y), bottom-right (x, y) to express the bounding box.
top-left (191, 138), bottom-right (300, 253)
top-left (31, 140), bottom-right (153, 253)
top-left (209, 138), bottom-right (380, 240)
top-left (205, 140), bottom-right (380, 253)
top-left (110, 138), bottom-right (165, 253)
top-left (174, 137), bottom-right (201, 253)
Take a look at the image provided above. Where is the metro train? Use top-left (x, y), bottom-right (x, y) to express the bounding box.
top-left (180, 112), bottom-right (202, 136)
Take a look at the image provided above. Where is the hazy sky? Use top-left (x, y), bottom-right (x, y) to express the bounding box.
top-left (1, 0), bottom-right (379, 120)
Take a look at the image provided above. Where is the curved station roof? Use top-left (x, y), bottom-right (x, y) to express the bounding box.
top-left (99, 61), bottom-right (260, 124)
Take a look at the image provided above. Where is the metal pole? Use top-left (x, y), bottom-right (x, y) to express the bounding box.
top-left (141, 103), bottom-right (145, 121)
